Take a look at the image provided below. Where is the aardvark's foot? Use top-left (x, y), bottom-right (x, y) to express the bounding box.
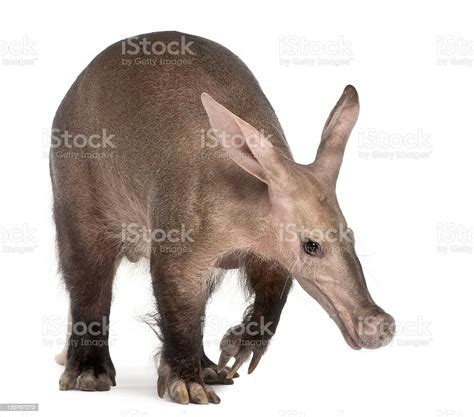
top-left (201, 353), bottom-right (239, 385)
top-left (157, 360), bottom-right (220, 405)
top-left (59, 358), bottom-right (116, 391)
top-left (218, 323), bottom-right (269, 378)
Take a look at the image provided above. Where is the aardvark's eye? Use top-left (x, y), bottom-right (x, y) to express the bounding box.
top-left (303, 239), bottom-right (321, 256)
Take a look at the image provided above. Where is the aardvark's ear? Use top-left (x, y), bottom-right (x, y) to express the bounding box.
top-left (311, 85), bottom-right (359, 186)
top-left (201, 93), bottom-right (284, 185)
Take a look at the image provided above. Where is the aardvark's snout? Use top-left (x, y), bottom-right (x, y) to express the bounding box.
top-left (356, 310), bottom-right (395, 349)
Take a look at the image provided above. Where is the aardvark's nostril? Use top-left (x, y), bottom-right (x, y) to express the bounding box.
top-left (358, 312), bottom-right (395, 349)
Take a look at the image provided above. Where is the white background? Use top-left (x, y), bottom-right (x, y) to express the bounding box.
top-left (1, 1), bottom-right (473, 416)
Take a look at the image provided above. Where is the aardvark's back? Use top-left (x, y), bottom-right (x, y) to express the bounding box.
top-left (51, 31), bottom-right (289, 194)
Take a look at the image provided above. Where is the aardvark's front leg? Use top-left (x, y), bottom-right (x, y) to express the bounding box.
top-left (152, 247), bottom-right (222, 405)
top-left (219, 255), bottom-right (292, 377)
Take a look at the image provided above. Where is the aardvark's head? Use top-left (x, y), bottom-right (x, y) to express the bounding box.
top-left (202, 86), bottom-right (395, 349)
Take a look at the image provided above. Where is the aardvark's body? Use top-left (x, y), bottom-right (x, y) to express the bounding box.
top-left (51, 31), bottom-right (395, 404)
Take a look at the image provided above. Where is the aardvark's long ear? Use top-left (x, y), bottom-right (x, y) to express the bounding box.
top-left (311, 85), bottom-right (359, 186)
top-left (201, 93), bottom-right (284, 185)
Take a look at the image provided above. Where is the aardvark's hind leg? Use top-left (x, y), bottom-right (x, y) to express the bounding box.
top-left (55, 206), bottom-right (120, 392)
